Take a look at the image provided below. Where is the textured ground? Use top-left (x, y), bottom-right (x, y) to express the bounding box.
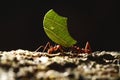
top-left (0, 49), bottom-right (120, 80)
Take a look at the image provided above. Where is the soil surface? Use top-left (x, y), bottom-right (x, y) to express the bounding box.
top-left (0, 49), bottom-right (120, 80)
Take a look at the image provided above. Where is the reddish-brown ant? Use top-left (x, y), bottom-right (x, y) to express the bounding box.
top-left (43, 42), bottom-right (63, 54)
top-left (35, 41), bottom-right (92, 54)
top-left (35, 42), bottom-right (63, 54)
top-left (70, 41), bottom-right (92, 54)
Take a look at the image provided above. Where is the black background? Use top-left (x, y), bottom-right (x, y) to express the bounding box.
top-left (0, 0), bottom-right (119, 51)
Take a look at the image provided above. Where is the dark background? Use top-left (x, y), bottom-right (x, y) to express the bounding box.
top-left (0, 0), bottom-right (119, 51)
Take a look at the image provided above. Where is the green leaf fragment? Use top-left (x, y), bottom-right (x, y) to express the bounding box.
top-left (43, 9), bottom-right (77, 47)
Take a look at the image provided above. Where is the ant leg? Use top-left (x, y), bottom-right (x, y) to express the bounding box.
top-left (43, 42), bottom-right (51, 52)
top-left (85, 41), bottom-right (91, 50)
top-left (35, 45), bottom-right (44, 52)
top-left (35, 42), bottom-right (51, 52)
top-left (84, 41), bottom-right (92, 53)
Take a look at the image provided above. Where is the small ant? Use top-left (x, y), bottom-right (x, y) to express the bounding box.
top-left (35, 41), bottom-right (92, 54)
top-left (35, 42), bottom-right (63, 54)
top-left (70, 41), bottom-right (92, 54)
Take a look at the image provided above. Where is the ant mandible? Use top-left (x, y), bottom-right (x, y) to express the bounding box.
top-left (35, 41), bottom-right (92, 54)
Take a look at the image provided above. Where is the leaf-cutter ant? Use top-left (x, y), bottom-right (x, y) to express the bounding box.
top-left (35, 41), bottom-right (92, 54)
top-left (70, 41), bottom-right (92, 54)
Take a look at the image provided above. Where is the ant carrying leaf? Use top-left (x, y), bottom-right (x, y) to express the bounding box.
top-left (35, 9), bottom-right (92, 54)
top-left (35, 41), bottom-right (92, 54)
